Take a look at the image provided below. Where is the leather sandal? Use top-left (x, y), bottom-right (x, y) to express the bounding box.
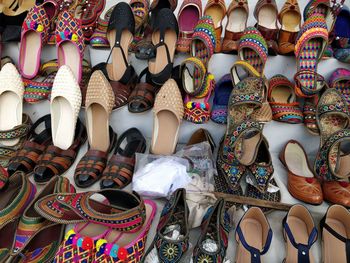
top-left (235, 207), bottom-right (273, 263)
top-left (280, 140), bottom-right (323, 205)
top-left (7, 114), bottom-right (52, 175)
top-left (222, 0), bottom-right (248, 54)
top-left (268, 74), bottom-right (303, 124)
top-left (254, 0), bottom-right (279, 55)
top-left (282, 204), bottom-right (318, 263)
top-left (204, 0), bottom-right (226, 53)
top-left (33, 118), bottom-right (87, 184)
top-left (0, 172), bottom-right (36, 263)
top-left (278, 0), bottom-right (301, 55)
top-left (142, 188), bottom-right (189, 263)
top-left (320, 204), bottom-right (350, 263)
top-left (294, 13), bottom-right (328, 98)
top-left (101, 128), bottom-right (146, 190)
top-left (9, 176), bottom-right (75, 263)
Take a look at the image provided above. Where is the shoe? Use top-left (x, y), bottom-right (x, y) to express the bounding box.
top-left (254, 0), bottom-right (279, 55)
top-left (329, 68), bottom-right (350, 110)
top-left (0, 172), bottom-right (36, 262)
top-left (332, 5), bottom-right (350, 64)
top-left (55, 10), bottom-right (85, 83)
top-left (192, 198), bottom-right (230, 263)
top-left (130, 0), bottom-right (150, 52)
top-left (101, 128), bottom-right (146, 190)
top-left (204, 0), bottom-right (226, 53)
top-left (320, 204), bottom-right (350, 263)
top-left (268, 74), bottom-right (303, 124)
top-left (151, 79), bottom-right (184, 155)
top-left (280, 140), bottom-right (323, 205)
top-left (222, 0), bottom-right (248, 54)
top-left (186, 128), bottom-right (215, 153)
top-left (74, 70), bottom-right (117, 188)
top-left (176, 0), bottom-right (202, 54)
top-left (142, 188), bottom-right (189, 263)
top-left (235, 207), bottom-right (272, 263)
top-left (282, 204), bottom-right (318, 263)
top-left (2, 0), bottom-right (35, 16)
top-left (7, 114), bottom-right (52, 175)
top-left (19, 2), bottom-right (59, 79)
top-left (90, 5), bottom-right (115, 48)
top-left (278, 0), bottom-right (301, 55)
top-left (10, 176), bottom-right (75, 262)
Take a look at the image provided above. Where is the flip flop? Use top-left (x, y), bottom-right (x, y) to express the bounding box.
top-left (211, 74), bottom-right (233, 124)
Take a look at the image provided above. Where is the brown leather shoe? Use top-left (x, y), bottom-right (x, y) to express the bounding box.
top-left (322, 181), bottom-right (350, 208)
top-left (254, 0), bottom-right (279, 55)
top-left (186, 128), bottom-right (215, 152)
top-left (280, 140), bottom-right (323, 205)
top-left (221, 0), bottom-right (248, 54)
top-left (278, 0), bottom-right (301, 55)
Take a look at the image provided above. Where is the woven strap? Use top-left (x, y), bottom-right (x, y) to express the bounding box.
top-left (229, 77), bottom-right (264, 107)
top-left (294, 70), bottom-right (326, 97)
top-left (271, 102), bottom-right (303, 123)
top-left (75, 150), bottom-right (108, 181)
top-left (0, 123), bottom-right (30, 141)
top-left (102, 155), bottom-right (135, 188)
top-left (231, 60), bottom-right (262, 84)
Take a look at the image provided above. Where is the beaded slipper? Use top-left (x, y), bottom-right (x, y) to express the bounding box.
top-left (268, 74), bottom-right (303, 124)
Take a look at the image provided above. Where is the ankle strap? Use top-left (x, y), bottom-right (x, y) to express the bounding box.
top-left (236, 225), bottom-right (272, 263)
top-left (283, 216), bottom-right (318, 263)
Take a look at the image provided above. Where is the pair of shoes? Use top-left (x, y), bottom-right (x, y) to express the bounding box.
top-left (19, 2), bottom-right (85, 82)
top-left (142, 189), bottom-right (231, 263)
top-left (0, 63), bottom-right (32, 167)
top-left (35, 189), bottom-right (156, 263)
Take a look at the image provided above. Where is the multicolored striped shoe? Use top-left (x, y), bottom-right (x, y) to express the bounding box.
top-left (9, 176), bottom-right (75, 263)
top-left (0, 172), bottom-right (36, 263)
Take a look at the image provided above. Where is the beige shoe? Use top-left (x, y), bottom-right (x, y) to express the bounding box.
top-left (283, 204), bottom-right (317, 263)
top-left (235, 207), bottom-right (272, 263)
top-left (321, 204), bottom-right (350, 263)
top-left (0, 63), bottom-right (24, 146)
top-left (151, 78), bottom-right (184, 155)
top-left (50, 65), bottom-right (82, 150)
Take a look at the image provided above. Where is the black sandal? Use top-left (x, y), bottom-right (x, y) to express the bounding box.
top-left (101, 128), bottom-right (146, 189)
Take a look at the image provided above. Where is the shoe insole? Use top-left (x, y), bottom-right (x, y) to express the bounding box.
top-left (298, 39), bottom-right (322, 91)
top-left (258, 5), bottom-right (277, 29)
top-left (193, 41), bottom-right (208, 88)
top-left (104, 201), bottom-right (155, 246)
top-left (106, 29), bottom-right (132, 81)
top-left (51, 96), bottom-right (74, 150)
top-left (243, 49), bottom-right (264, 74)
top-left (227, 7), bottom-right (247, 33)
top-left (58, 42), bottom-right (81, 82)
top-left (179, 5), bottom-right (199, 32)
top-left (285, 217), bottom-right (315, 263)
top-left (86, 103), bottom-right (109, 152)
top-left (323, 218), bottom-right (348, 263)
top-left (20, 31), bottom-right (41, 78)
top-left (205, 5), bottom-right (224, 28)
top-left (0, 91), bottom-right (22, 146)
top-left (285, 143), bottom-right (313, 178)
top-left (183, 63), bottom-right (201, 93)
top-left (271, 86), bottom-right (293, 104)
top-left (152, 110), bottom-right (179, 155)
top-left (77, 222), bottom-right (109, 237)
top-left (149, 29), bottom-right (177, 75)
top-left (236, 133), bottom-right (262, 166)
top-left (281, 10), bottom-right (300, 32)
top-left (236, 218), bottom-right (263, 263)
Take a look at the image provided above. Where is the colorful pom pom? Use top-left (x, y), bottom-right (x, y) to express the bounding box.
top-left (77, 238), bottom-right (83, 248)
top-left (104, 244), bottom-right (113, 256)
top-left (71, 33), bottom-right (78, 42)
top-left (96, 239), bottom-right (107, 252)
top-left (82, 237), bottom-right (93, 250)
top-left (37, 24), bottom-right (44, 32)
top-left (118, 247), bottom-right (128, 260)
top-left (110, 244), bottom-right (119, 258)
top-left (186, 102), bottom-right (192, 109)
top-left (65, 229), bottom-right (76, 241)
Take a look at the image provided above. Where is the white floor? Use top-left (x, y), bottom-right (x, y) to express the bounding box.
top-left (2, 0), bottom-right (350, 262)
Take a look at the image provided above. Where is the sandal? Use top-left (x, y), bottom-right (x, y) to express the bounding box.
top-left (7, 114), bottom-right (52, 175)
top-left (221, 0), bottom-right (248, 54)
top-left (320, 204), bottom-right (350, 263)
top-left (0, 172), bottom-right (36, 263)
top-left (130, 0), bottom-right (150, 52)
top-left (151, 79), bottom-right (184, 155)
top-left (278, 0), bottom-right (301, 55)
top-left (211, 74), bottom-right (233, 124)
top-left (10, 176), bottom-right (75, 262)
top-left (74, 70), bottom-right (117, 188)
top-left (33, 118), bottom-right (87, 184)
top-left (332, 5), bottom-right (350, 64)
top-left (254, 0), bottom-right (279, 55)
top-left (204, 0), bottom-right (226, 53)
top-left (280, 140), bottom-right (323, 205)
top-left (142, 188), bottom-right (189, 263)
top-left (303, 96), bottom-right (320, 135)
top-left (282, 204), bottom-right (318, 262)
top-left (294, 13), bottom-right (328, 98)
top-left (19, 1), bottom-right (59, 79)
top-left (176, 0), bottom-right (202, 54)
top-left (90, 5), bottom-right (114, 48)
top-left (268, 74), bottom-right (303, 124)
top-left (314, 89), bottom-right (350, 206)
top-left (192, 198), bottom-right (230, 263)
top-left (235, 207), bottom-right (272, 263)
top-left (101, 128), bottom-right (146, 190)
top-left (329, 68), bottom-right (350, 109)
